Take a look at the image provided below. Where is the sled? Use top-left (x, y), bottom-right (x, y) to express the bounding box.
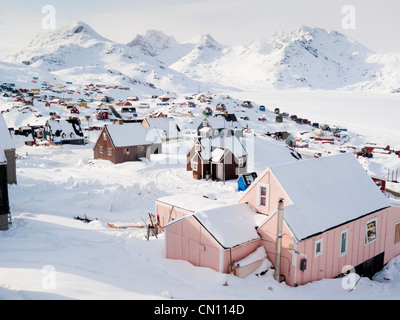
top-left (107, 223), bottom-right (145, 229)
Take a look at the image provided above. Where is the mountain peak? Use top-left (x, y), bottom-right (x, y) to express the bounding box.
top-left (127, 30), bottom-right (178, 56)
top-left (191, 33), bottom-right (223, 51)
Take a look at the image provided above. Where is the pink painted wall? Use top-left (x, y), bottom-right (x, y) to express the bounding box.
top-left (384, 205), bottom-right (400, 264)
top-left (239, 170), bottom-right (293, 215)
top-left (166, 216), bottom-right (222, 272)
top-left (166, 215), bottom-right (264, 274)
top-left (221, 240), bottom-right (262, 274)
top-left (156, 201), bottom-right (193, 228)
top-left (237, 169), bottom-right (400, 287)
top-left (291, 207), bottom-right (397, 286)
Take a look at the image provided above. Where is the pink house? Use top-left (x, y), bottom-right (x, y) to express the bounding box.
top-left (164, 203), bottom-right (263, 274)
top-left (162, 153), bottom-right (400, 286)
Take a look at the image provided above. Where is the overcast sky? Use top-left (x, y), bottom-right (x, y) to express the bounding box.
top-left (0, 0), bottom-right (399, 55)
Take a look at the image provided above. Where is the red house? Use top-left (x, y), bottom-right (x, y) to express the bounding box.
top-left (70, 106), bottom-right (80, 114)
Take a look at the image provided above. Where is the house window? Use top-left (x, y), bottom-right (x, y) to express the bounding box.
top-left (124, 148), bottom-right (130, 155)
top-left (395, 223), bottom-right (400, 244)
top-left (340, 230), bottom-right (348, 256)
top-left (108, 148), bottom-right (112, 156)
top-left (214, 129), bottom-right (219, 136)
top-left (258, 183), bottom-right (269, 209)
top-left (238, 157), bottom-right (244, 168)
top-left (103, 133), bottom-right (107, 141)
top-left (315, 239), bottom-right (323, 257)
top-left (202, 120), bottom-right (208, 127)
top-left (192, 161), bottom-right (198, 171)
top-left (195, 144), bottom-right (201, 152)
top-left (99, 146), bottom-right (103, 154)
top-left (365, 218), bottom-right (377, 245)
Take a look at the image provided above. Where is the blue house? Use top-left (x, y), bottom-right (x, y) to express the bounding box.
top-left (237, 172), bottom-right (258, 192)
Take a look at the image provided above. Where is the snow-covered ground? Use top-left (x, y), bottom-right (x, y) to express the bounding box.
top-left (1, 86), bottom-right (400, 300)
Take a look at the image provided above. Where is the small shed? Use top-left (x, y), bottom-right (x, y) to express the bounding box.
top-left (164, 203), bottom-right (262, 273)
top-left (237, 172), bottom-right (258, 192)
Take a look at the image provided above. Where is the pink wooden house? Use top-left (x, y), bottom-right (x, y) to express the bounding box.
top-left (161, 153), bottom-right (400, 287)
top-left (164, 203), bottom-right (263, 274)
top-left (237, 152), bottom-right (400, 286)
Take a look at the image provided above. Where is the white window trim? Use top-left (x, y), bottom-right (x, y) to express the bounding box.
top-left (192, 161), bottom-right (198, 171)
top-left (99, 146), bottom-right (103, 154)
top-left (340, 229), bottom-right (348, 257)
top-left (107, 148), bottom-right (112, 156)
top-left (257, 183), bottom-right (269, 210)
top-left (315, 238), bottom-right (324, 257)
top-left (195, 144), bottom-right (201, 152)
top-left (365, 217), bottom-right (378, 245)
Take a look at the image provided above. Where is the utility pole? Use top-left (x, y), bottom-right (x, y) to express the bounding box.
top-left (274, 198), bottom-right (284, 282)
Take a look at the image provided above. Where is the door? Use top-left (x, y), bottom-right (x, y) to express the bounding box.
top-left (189, 239), bottom-right (200, 266)
top-left (216, 163), bottom-right (224, 181)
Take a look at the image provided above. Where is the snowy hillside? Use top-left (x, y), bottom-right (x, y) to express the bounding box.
top-left (3, 22), bottom-right (400, 94)
top-left (4, 21), bottom-right (209, 94)
top-left (171, 26), bottom-right (398, 92)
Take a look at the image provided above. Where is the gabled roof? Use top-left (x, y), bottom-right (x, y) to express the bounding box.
top-left (197, 116), bottom-right (241, 130)
top-left (45, 119), bottom-right (84, 141)
top-left (164, 201), bottom-right (262, 249)
top-left (199, 136), bottom-right (247, 161)
top-left (268, 153), bottom-right (391, 241)
top-left (0, 114), bottom-right (15, 150)
top-left (194, 203), bottom-right (261, 249)
top-left (143, 117), bottom-right (181, 139)
top-left (105, 123), bottom-right (161, 148)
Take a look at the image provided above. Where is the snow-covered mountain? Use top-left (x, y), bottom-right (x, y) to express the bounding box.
top-left (171, 25), bottom-right (399, 92)
top-left (4, 22), bottom-right (400, 93)
top-left (4, 21), bottom-right (208, 95)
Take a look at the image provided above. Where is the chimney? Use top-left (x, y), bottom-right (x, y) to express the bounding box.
top-left (274, 198), bottom-right (284, 282)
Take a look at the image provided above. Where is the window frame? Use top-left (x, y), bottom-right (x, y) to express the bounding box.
top-left (365, 217), bottom-right (378, 245)
top-left (315, 238), bottom-right (324, 257)
top-left (257, 183), bottom-right (269, 210)
top-left (340, 229), bottom-right (348, 256)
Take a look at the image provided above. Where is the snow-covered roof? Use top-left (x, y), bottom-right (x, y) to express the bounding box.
top-left (198, 116), bottom-right (241, 130)
top-left (143, 118), bottom-right (181, 138)
top-left (0, 114), bottom-right (15, 150)
top-left (0, 148), bottom-right (6, 164)
top-left (269, 153), bottom-right (391, 241)
top-left (106, 123), bottom-right (161, 148)
top-left (156, 193), bottom-right (231, 213)
top-left (200, 136), bottom-right (247, 159)
top-left (193, 203), bottom-right (261, 248)
top-left (46, 120), bottom-right (84, 142)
